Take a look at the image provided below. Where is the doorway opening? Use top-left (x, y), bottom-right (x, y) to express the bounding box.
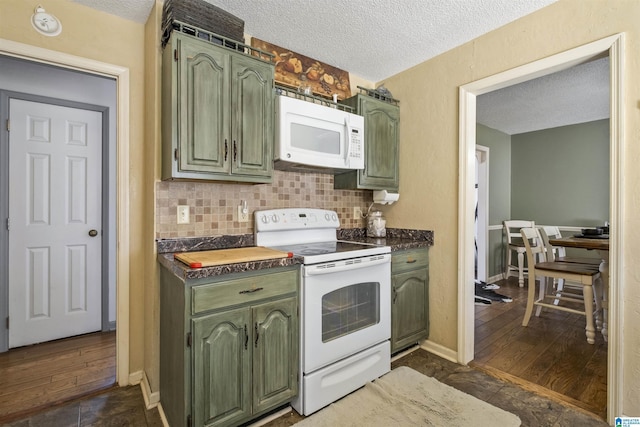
top-left (0, 38), bottom-right (131, 391)
top-left (458, 34), bottom-right (623, 424)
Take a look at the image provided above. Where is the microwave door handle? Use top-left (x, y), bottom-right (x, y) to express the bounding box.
top-left (344, 116), bottom-right (352, 167)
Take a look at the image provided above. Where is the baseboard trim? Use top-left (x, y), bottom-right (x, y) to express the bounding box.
top-left (487, 273), bottom-right (504, 284)
top-left (157, 402), bottom-right (170, 427)
top-left (420, 339), bottom-right (458, 363)
top-left (129, 370), bottom-right (143, 385)
top-left (140, 371), bottom-right (160, 409)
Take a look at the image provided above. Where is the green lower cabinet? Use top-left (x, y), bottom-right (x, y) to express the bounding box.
top-left (193, 308), bottom-right (251, 427)
top-left (160, 266), bottom-right (299, 427)
top-left (252, 297), bottom-right (298, 413)
top-left (391, 248), bottom-right (430, 353)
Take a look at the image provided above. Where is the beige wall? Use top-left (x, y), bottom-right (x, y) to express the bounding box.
top-left (382, 0), bottom-right (640, 415)
top-left (144, 1), bottom-right (163, 394)
top-left (0, 0), bottom-right (149, 379)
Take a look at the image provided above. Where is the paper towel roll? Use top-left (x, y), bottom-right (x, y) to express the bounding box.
top-left (373, 190), bottom-right (399, 205)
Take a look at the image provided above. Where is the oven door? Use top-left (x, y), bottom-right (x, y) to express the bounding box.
top-left (302, 253), bottom-right (391, 373)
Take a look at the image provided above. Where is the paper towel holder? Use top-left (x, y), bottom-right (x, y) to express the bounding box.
top-left (373, 190), bottom-right (399, 205)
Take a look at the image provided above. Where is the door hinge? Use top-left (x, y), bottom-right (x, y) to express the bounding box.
top-left (5, 119), bottom-right (9, 131)
top-left (6, 218), bottom-right (9, 231)
top-left (174, 148), bottom-right (179, 161)
top-left (186, 332), bottom-right (192, 347)
top-left (187, 414), bottom-right (192, 427)
top-left (174, 48), bottom-right (179, 62)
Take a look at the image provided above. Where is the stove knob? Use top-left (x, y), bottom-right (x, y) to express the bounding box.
top-left (261, 215), bottom-right (269, 224)
top-left (324, 213), bottom-right (330, 221)
top-left (271, 214), bottom-right (279, 223)
top-left (331, 213), bottom-right (338, 221)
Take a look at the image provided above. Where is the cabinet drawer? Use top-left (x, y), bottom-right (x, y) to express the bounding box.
top-left (391, 248), bottom-right (429, 273)
top-left (192, 270), bottom-right (298, 314)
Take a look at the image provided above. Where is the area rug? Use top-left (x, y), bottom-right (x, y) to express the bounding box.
top-left (294, 366), bottom-right (521, 426)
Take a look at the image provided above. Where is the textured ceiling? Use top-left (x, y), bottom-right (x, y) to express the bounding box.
top-left (71, 0), bottom-right (155, 23)
top-left (70, 0), bottom-right (610, 135)
top-left (477, 57), bottom-right (610, 135)
top-left (203, 0), bottom-right (558, 83)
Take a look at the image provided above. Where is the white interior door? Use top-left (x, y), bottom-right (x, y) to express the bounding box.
top-left (8, 99), bottom-right (102, 348)
top-left (475, 146), bottom-right (489, 282)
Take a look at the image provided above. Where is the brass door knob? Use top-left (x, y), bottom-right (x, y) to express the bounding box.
top-left (88, 229), bottom-right (98, 237)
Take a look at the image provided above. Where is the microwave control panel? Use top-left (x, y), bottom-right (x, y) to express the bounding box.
top-left (349, 129), bottom-right (363, 159)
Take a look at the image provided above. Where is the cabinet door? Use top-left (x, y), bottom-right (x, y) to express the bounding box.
top-left (230, 55), bottom-right (274, 178)
top-left (391, 268), bottom-right (429, 353)
top-left (252, 297), bottom-right (298, 413)
top-left (178, 35), bottom-right (230, 175)
top-left (193, 307), bottom-right (251, 427)
top-left (359, 97), bottom-right (399, 190)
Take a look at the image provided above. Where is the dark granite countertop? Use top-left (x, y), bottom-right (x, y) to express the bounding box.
top-left (338, 228), bottom-right (433, 251)
top-left (158, 252), bottom-right (302, 281)
top-left (157, 228), bottom-right (434, 281)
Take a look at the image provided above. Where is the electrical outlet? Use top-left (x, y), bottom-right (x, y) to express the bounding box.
top-left (353, 207), bottom-right (363, 219)
top-left (237, 205), bottom-right (249, 223)
top-left (177, 205), bottom-right (190, 224)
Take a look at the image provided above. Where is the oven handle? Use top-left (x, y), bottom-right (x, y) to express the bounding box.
top-left (304, 254), bottom-right (390, 276)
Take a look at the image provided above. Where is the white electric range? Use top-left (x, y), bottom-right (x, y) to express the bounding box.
top-left (255, 208), bottom-right (391, 415)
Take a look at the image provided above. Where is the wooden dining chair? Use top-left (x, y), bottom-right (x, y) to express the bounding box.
top-left (503, 220), bottom-right (535, 287)
top-left (538, 226), bottom-right (602, 306)
top-left (538, 226), bottom-right (602, 266)
top-left (520, 227), bottom-right (601, 344)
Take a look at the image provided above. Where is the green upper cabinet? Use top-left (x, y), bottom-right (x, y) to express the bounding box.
top-left (334, 94), bottom-right (400, 191)
top-left (162, 32), bottom-right (274, 183)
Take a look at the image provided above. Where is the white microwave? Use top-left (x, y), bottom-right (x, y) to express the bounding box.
top-left (275, 95), bottom-right (365, 173)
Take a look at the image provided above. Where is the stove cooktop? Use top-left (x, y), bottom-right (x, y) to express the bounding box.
top-left (268, 240), bottom-right (389, 264)
top-left (254, 208), bottom-right (390, 264)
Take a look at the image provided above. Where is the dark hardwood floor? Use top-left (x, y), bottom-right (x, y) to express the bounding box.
top-left (0, 331), bottom-right (116, 423)
top-left (472, 276), bottom-right (607, 420)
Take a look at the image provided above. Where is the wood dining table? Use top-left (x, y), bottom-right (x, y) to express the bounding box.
top-left (548, 235), bottom-right (609, 342)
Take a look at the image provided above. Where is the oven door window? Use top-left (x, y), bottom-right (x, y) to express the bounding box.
top-left (322, 281), bottom-right (380, 342)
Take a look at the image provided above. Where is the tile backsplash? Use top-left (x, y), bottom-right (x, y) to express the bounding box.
top-left (156, 170), bottom-right (371, 239)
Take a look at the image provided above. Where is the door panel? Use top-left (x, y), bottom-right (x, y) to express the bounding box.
top-left (8, 99), bottom-right (102, 348)
top-left (252, 297), bottom-right (298, 413)
top-left (231, 55), bottom-right (273, 177)
top-left (193, 308), bottom-right (251, 427)
top-left (179, 37), bottom-right (229, 174)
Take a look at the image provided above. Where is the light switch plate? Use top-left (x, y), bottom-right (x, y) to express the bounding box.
top-left (177, 205), bottom-right (190, 224)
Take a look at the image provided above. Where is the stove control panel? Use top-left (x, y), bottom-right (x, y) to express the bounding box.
top-left (255, 208), bottom-right (340, 232)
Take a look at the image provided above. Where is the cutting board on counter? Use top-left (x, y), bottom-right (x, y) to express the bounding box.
top-left (174, 247), bottom-right (292, 268)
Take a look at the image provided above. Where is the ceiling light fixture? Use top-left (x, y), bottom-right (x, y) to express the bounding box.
top-left (31, 5), bottom-right (62, 37)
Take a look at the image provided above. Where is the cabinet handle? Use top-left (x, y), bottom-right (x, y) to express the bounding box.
top-left (239, 287), bottom-right (263, 294)
top-left (244, 324), bottom-right (248, 350)
top-left (254, 323), bottom-right (259, 348)
top-left (224, 139), bottom-right (228, 161)
top-left (233, 140), bottom-right (237, 162)
top-left (406, 259), bottom-right (417, 264)
top-left (393, 286), bottom-right (397, 304)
